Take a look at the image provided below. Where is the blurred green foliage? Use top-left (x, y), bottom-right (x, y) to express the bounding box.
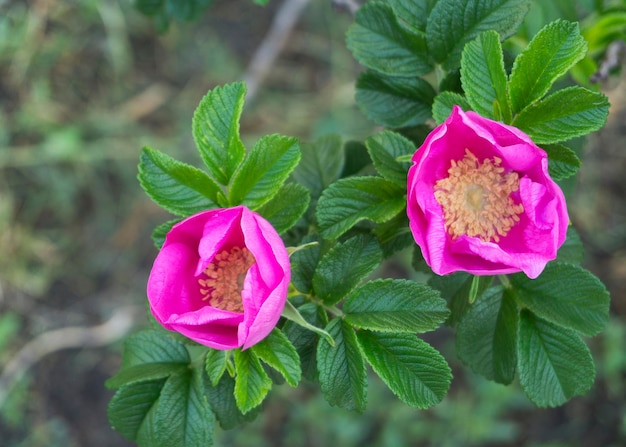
top-left (0, 0), bottom-right (625, 446)
top-left (132, 0), bottom-right (271, 32)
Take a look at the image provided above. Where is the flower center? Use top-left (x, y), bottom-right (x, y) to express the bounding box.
top-left (434, 149), bottom-right (524, 242)
top-left (198, 246), bottom-right (256, 313)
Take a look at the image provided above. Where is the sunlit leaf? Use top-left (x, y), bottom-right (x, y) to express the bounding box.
top-left (138, 147), bottom-right (222, 216)
top-left (192, 82), bottom-right (246, 185)
top-left (509, 19), bottom-right (587, 113)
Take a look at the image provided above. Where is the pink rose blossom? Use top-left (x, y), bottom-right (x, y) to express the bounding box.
top-left (407, 106), bottom-right (568, 279)
top-left (147, 205), bottom-right (290, 350)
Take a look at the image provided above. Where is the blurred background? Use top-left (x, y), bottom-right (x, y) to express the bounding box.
top-left (0, 0), bottom-right (624, 446)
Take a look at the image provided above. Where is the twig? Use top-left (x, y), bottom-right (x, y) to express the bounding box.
top-left (0, 306), bottom-right (138, 407)
top-left (242, 0), bottom-right (312, 102)
top-left (331, 0), bottom-right (361, 15)
top-left (591, 40), bottom-right (626, 83)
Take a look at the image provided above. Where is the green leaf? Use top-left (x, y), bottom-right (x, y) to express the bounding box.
top-left (432, 91), bottom-right (471, 124)
top-left (252, 328), bottom-right (302, 387)
top-left (355, 70), bottom-right (436, 128)
top-left (541, 143), bottom-right (581, 180)
top-left (509, 20), bottom-right (587, 113)
top-left (290, 235), bottom-right (321, 294)
top-left (206, 374), bottom-right (260, 430)
top-left (461, 30), bottom-right (511, 122)
top-left (512, 86), bottom-right (609, 144)
top-left (106, 362), bottom-right (188, 389)
top-left (426, 0), bottom-right (531, 70)
top-left (283, 302), bottom-right (328, 381)
top-left (192, 82), bottom-right (246, 185)
top-left (138, 147), bottom-right (222, 217)
top-left (518, 311), bottom-right (595, 407)
top-left (205, 349), bottom-right (227, 387)
top-left (135, 0), bottom-right (163, 16)
top-left (429, 273), bottom-right (493, 326)
top-left (256, 183), bottom-right (310, 234)
top-left (366, 130), bottom-right (414, 187)
top-left (346, 1), bottom-right (432, 77)
top-left (107, 379), bottom-right (166, 442)
top-left (556, 226), bottom-right (584, 265)
top-left (229, 134), bottom-right (301, 209)
top-left (456, 286), bottom-right (519, 384)
top-left (151, 218), bottom-right (181, 249)
top-left (166, 0), bottom-right (195, 21)
top-left (121, 330), bottom-right (190, 368)
top-left (356, 331), bottom-right (451, 409)
top-left (388, 0), bottom-right (437, 34)
top-left (313, 234), bottom-right (383, 305)
top-left (373, 212), bottom-right (414, 257)
top-left (510, 262), bottom-right (610, 337)
top-left (317, 176), bottom-right (406, 240)
top-left (152, 369), bottom-right (214, 447)
top-left (282, 299), bottom-right (334, 347)
top-left (344, 279), bottom-right (449, 333)
top-left (342, 141), bottom-right (371, 177)
top-left (439, 67), bottom-right (462, 94)
top-left (233, 348), bottom-right (272, 414)
top-left (291, 135), bottom-right (344, 201)
top-left (317, 319), bottom-right (367, 412)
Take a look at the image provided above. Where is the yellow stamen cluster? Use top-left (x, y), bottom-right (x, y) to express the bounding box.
top-left (434, 149), bottom-right (524, 242)
top-left (198, 246), bottom-right (256, 313)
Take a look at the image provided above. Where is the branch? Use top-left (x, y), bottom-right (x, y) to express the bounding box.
top-left (591, 40), bottom-right (626, 84)
top-left (0, 306), bottom-right (138, 407)
top-left (242, 0), bottom-right (312, 102)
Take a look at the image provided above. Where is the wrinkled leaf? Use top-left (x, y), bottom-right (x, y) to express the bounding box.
top-left (461, 30), bottom-right (511, 122)
top-left (518, 311), bottom-right (595, 407)
top-left (509, 19), bottom-right (587, 113)
top-left (344, 279), bottom-right (449, 333)
top-left (356, 70), bottom-right (436, 128)
top-left (313, 234), bottom-right (383, 305)
top-left (512, 87), bottom-right (609, 144)
top-left (427, 0), bottom-right (531, 69)
top-left (457, 286), bottom-right (519, 384)
top-left (317, 176), bottom-right (406, 240)
top-left (357, 331), bottom-right (451, 409)
top-left (229, 134), bottom-right (301, 209)
top-left (317, 319), bottom-right (367, 412)
top-left (347, 1), bottom-right (432, 76)
top-left (510, 262), bottom-right (610, 337)
top-left (192, 82), bottom-right (246, 185)
top-left (138, 147), bottom-right (222, 216)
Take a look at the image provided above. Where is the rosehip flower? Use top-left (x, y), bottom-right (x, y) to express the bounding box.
top-left (147, 206), bottom-right (290, 350)
top-left (407, 106), bottom-right (568, 279)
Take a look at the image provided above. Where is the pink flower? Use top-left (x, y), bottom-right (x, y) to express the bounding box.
top-left (407, 106), bottom-right (568, 279)
top-left (147, 205), bottom-right (290, 350)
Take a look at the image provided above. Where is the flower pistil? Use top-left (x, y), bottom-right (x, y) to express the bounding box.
top-left (434, 149), bottom-right (524, 242)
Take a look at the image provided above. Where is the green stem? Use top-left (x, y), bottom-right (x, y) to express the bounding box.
top-left (288, 284), bottom-right (344, 318)
top-left (322, 303), bottom-right (344, 318)
top-left (498, 274), bottom-right (512, 289)
top-left (282, 300), bottom-right (335, 346)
